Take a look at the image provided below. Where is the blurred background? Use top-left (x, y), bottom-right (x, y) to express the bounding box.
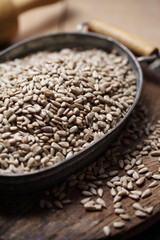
top-left (1, 0), bottom-right (160, 50)
top-left (1, 0), bottom-right (160, 71)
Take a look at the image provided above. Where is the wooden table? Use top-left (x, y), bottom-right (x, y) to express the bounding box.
top-left (1, 1), bottom-right (160, 239)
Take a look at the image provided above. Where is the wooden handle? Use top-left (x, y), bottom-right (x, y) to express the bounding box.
top-left (11, 0), bottom-right (63, 15)
top-left (88, 18), bottom-right (158, 56)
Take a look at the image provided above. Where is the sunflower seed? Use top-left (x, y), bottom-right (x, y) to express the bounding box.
top-left (133, 202), bottom-right (143, 211)
top-left (103, 226), bottom-right (110, 237)
top-left (53, 200), bottom-right (63, 209)
top-left (136, 177), bottom-right (145, 186)
top-left (152, 174), bottom-right (160, 180)
top-left (98, 188), bottom-right (103, 197)
top-left (120, 214), bottom-right (130, 220)
top-left (96, 198), bottom-right (106, 208)
top-left (80, 197), bottom-right (91, 204)
top-left (115, 208), bottom-right (125, 214)
top-left (113, 221), bottom-right (125, 229)
top-left (149, 181), bottom-right (158, 188)
top-left (82, 191), bottom-right (93, 197)
top-left (144, 206), bottom-right (153, 214)
top-left (135, 210), bottom-right (147, 218)
top-left (151, 150), bottom-right (160, 156)
top-left (141, 189), bottom-right (152, 198)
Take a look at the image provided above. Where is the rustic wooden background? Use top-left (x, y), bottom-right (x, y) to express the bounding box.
top-left (1, 0), bottom-right (160, 239)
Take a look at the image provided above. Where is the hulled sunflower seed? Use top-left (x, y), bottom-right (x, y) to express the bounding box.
top-left (103, 226), bottom-right (110, 237)
top-left (120, 214), bottom-right (130, 220)
top-left (135, 210), bottom-right (147, 218)
top-left (96, 198), bottom-right (106, 208)
top-left (98, 188), bottom-right (103, 197)
top-left (114, 202), bottom-right (122, 209)
top-left (152, 174), bottom-right (160, 180)
top-left (149, 181), bottom-right (158, 188)
top-left (80, 197), bottom-right (91, 205)
top-left (53, 200), bottom-right (63, 209)
top-left (110, 188), bottom-right (117, 197)
top-left (82, 191), bottom-right (93, 197)
top-left (144, 206), bottom-right (153, 214)
top-left (141, 189), bottom-right (152, 198)
top-left (139, 167), bottom-right (148, 174)
top-left (151, 150), bottom-right (160, 156)
top-left (132, 202), bottom-right (143, 211)
top-left (136, 177), bottom-right (145, 186)
top-left (113, 221), bottom-right (125, 229)
top-left (115, 208), bottom-right (125, 214)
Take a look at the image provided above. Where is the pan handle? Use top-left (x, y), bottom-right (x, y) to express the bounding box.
top-left (77, 19), bottom-right (159, 58)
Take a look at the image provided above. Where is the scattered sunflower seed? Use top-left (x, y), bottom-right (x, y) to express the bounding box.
top-left (141, 189), bottom-right (152, 199)
top-left (135, 210), bottom-right (147, 218)
top-left (96, 198), bottom-right (106, 208)
top-left (152, 174), bottom-right (160, 180)
top-left (144, 206), bottom-right (153, 214)
top-left (113, 221), bottom-right (125, 229)
top-left (149, 181), bottom-right (158, 188)
top-left (103, 225), bottom-right (110, 237)
top-left (120, 214), bottom-right (130, 220)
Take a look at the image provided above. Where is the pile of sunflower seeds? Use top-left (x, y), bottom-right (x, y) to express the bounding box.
top-left (0, 48), bottom-right (136, 173)
top-left (39, 103), bottom-right (160, 237)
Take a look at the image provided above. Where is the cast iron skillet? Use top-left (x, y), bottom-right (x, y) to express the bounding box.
top-left (0, 19), bottom-right (158, 194)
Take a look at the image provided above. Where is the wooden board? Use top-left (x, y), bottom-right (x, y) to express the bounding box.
top-left (0, 68), bottom-right (159, 240)
top-left (1, 1), bottom-right (160, 239)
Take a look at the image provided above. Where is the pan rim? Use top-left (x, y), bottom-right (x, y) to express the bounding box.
top-left (0, 31), bottom-right (143, 180)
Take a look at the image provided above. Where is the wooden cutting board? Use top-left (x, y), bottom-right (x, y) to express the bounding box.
top-left (0, 66), bottom-right (159, 240)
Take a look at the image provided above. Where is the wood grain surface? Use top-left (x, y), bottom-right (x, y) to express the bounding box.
top-left (1, 1), bottom-right (160, 239)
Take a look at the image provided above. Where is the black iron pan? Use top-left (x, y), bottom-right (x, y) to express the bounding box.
top-left (0, 19), bottom-right (158, 194)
